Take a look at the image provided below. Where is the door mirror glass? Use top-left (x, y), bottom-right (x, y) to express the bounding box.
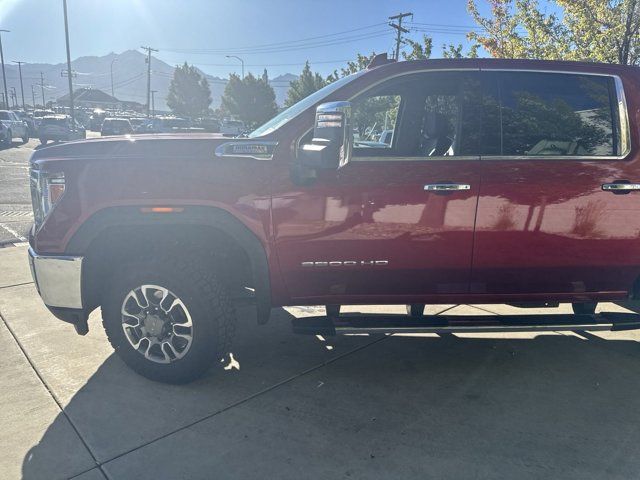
top-left (299, 101), bottom-right (353, 169)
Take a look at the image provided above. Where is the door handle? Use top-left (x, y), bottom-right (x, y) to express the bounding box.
top-left (424, 183), bottom-right (471, 192)
top-left (602, 183), bottom-right (640, 193)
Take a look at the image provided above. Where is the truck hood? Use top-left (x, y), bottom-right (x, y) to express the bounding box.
top-left (30, 133), bottom-right (269, 165)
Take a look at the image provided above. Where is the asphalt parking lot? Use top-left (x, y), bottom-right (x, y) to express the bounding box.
top-left (0, 132), bottom-right (100, 245)
top-left (3, 242), bottom-right (640, 479)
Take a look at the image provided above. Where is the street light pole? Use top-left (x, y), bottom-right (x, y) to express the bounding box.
top-left (63, 0), bottom-right (75, 128)
top-left (12, 61), bottom-right (25, 110)
top-left (10, 86), bottom-right (16, 108)
top-left (110, 57), bottom-right (117, 98)
top-left (226, 55), bottom-right (244, 79)
top-left (150, 89), bottom-right (157, 117)
top-left (0, 30), bottom-right (9, 110)
top-left (31, 85), bottom-right (36, 109)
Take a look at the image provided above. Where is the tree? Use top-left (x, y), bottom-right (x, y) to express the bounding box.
top-left (166, 62), bottom-right (212, 117)
top-left (467, 0), bottom-right (640, 65)
top-left (285, 61), bottom-right (326, 107)
top-left (220, 72), bottom-right (277, 128)
top-left (327, 52), bottom-right (378, 82)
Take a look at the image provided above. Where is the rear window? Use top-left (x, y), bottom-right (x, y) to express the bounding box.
top-left (483, 72), bottom-right (620, 157)
top-left (0, 112), bottom-right (10, 120)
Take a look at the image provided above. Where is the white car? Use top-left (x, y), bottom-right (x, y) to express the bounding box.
top-left (0, 110), bottom-right (29, 146)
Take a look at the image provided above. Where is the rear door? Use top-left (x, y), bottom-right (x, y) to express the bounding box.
top-left (273, 70), bottom-right (484, 302)
top-left (472, 69), bottom-right (640, 297)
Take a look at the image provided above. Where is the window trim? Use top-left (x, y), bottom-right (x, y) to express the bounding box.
top-left (295, 67), bottom-right (631, 163)
top-left (294, 68), bottom-right (481, 162)
top-left (478, 69), bottom-right (631, 161)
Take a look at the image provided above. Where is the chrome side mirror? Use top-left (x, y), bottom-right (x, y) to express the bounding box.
top-left (299, 101), bottom-right (353, 169)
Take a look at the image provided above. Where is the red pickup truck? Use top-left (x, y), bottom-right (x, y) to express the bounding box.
top-left (28, 57), bottom-right (640, 383)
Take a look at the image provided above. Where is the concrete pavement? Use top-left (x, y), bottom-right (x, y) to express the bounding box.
top-left (3, 245), bottom-right (640, 479)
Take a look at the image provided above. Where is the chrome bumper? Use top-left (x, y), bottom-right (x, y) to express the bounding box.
top-left (28, 247), bottom-right (83, 309)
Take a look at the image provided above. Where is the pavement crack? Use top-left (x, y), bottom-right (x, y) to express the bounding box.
top-left (0, 310), bottom-right (104, 476)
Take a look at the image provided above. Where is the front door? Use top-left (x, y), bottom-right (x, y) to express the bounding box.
top-left (472, 70), bottom-right (640, 297)
top-left (273, 70), bottom-right (484, 303)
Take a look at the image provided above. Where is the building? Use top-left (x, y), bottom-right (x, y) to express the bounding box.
top-left (56, 88), bottom-right (120, 109)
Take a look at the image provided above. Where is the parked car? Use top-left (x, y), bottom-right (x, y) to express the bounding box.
top-left (14, 111), bottom-right (37, 137)
top-left (27, 57), bottom-right (640, 384)
top-left (101, 118), bottom-right (133, 136)
top-left (220, 119), bottom-right (245, 136)
top-left (196, 117), bottom-right (221, 133)
top-left (89, 109), bottom-right (107, 131)
top-left (32, 109), bottom-right (55, 130)
top-left (38, 115), bottom-right (86, 144)
top-left (0, 110), bottom-right (29, 145)
top-left (128, 117), bottom-right (146, 131)
top-left (137, 116), bottom-right (193, 134)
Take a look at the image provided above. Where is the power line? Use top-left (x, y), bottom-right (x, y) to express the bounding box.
top-left (160, 30), bottom-right (392, 55)
top-left (161, 22), bottom-right (387, 54)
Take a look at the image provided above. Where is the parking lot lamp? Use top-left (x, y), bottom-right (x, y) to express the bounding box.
top-left (226, 55), bottom-right (244, 79)
top-left (0, 30), bottom-right (9, 110)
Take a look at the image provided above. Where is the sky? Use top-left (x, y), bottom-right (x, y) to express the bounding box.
top-left (0, 0), bottom-right (512, 79)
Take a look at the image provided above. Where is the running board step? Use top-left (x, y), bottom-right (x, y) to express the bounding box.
top-left (291, 312), bottom-right (640, 336)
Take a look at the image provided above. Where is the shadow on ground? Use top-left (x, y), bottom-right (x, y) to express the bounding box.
top-left (21, 306), bottom-right (640, 479)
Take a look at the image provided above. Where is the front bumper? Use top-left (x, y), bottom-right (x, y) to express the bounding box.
top-left (29, 247), bottom-right (89, 334)
top-left (28, 247), bottom-right (83, 308)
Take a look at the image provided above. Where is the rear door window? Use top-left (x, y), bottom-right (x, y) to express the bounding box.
top-left (482, 71), bottom-right (621, 157)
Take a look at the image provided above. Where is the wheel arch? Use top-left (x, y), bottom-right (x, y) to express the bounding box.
top-left (67, 206), bottom-right (272, 324)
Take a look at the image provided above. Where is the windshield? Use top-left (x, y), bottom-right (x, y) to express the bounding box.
top-left (249, 70), bottom-right (366, 138)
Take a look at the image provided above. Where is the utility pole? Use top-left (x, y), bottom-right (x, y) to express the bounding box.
top-left (63, 0), bottom-right (75, 128)
top-left (12, 61), bottom-right (25, 110)
top-left (141, 45), bottom-right (158, 117)
top-left (389, 12), bottom-right (412, 60)
top-left (110, 57), bottom-right (117, 98)
top-left (0, 30), bottom-right (9, 110)
top-left (150, 89), bottom-right (157, 117)
top-left (31, 84), bottom-right (37, 109)
top-left (39, 72), bottom-right (46, 108)
top-left (10, 86), bottom-right (16, 108)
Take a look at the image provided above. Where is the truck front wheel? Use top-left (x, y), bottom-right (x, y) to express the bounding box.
top-left (102, 256), bottom-right (235, 384)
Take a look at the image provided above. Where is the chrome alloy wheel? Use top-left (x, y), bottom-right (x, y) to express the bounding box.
top-left (121, 284), bottom-right (194, 364)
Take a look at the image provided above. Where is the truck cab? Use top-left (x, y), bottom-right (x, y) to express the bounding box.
top-left (28, 57), bottom-right (640, 383)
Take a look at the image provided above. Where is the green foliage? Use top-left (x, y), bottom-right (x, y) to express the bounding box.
top-left (285, 61), bottom-right (327, 107)
top-left (467, 0), bottom-right (640, 64)
top-left (220, 72), bottom-right (277, 128)
top-left (326, 52), bottom-right (378, 82)
top-left (166, 62), bottom-right (212, 117)
top-left (402, 35), bottom-right (433, 60)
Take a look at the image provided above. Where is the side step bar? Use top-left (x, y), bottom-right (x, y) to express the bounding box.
top-left (291, 312), bottom-right (640, 336)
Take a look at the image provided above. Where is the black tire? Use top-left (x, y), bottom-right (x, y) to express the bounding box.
top-left (102, 256), bottom-right (236, 384)
top-left (572, 302), bottom-right (597, 315)
top-left (5, 130), bottom-right (11, 146)
top-left (21, 134), bottom-right (29, 144)
top-left (39, 138), bottom-right (47, 145)
top-left (406, 304), bottom-right (425, 317)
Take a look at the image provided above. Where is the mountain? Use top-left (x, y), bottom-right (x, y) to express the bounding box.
top-left (0, 50), bottom-right (297, 111)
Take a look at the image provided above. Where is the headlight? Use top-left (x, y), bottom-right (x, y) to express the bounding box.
top-left (30, 167), bottom-right (65, 231)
